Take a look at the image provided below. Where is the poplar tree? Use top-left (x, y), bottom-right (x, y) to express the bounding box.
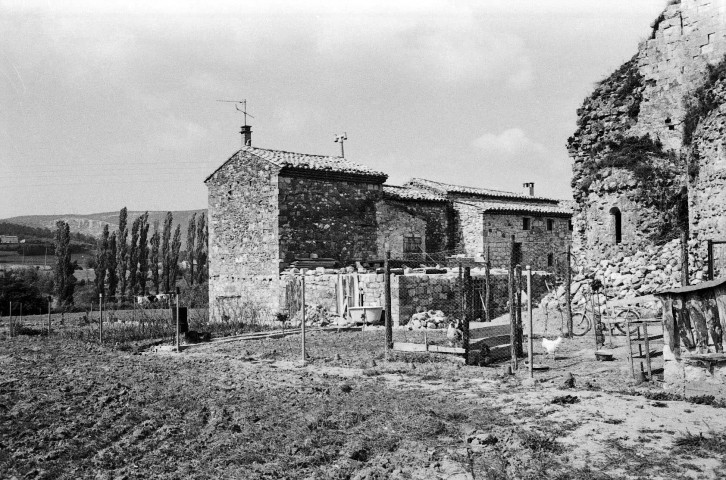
top-left (150, 221), bottom-right (160, 294)
top-left (54, 221), bottom-right (76, 305)
top-left (116, 207), bottom-right (128, 299)
top-left (128, 216), bottom-right (141, 295)
top-left (194, 213), bottom-right (207, 285)
top-left (169, 224), bottom-right (182, 291)
top-left (161, 212), bottom-right (173, 293)
top-left (107, 233), bottom-right (118, 298)
top-left (137, 212), bottom-right (150, 295)
top-left (94, 224), bottom-right (109, 297)
top-left (186, 213), bottom-right (197, 285)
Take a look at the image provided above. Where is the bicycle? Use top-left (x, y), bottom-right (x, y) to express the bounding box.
top-left (569, 278), bottom-right (641, 337)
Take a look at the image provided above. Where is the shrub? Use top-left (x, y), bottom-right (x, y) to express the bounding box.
top-left (683, 54), bottom-right (726, 145)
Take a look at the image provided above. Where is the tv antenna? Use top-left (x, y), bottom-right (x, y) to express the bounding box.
top-left (217, 99), bottom-right (254, 126)
top-left (334, 132), bottom-right (347, 158)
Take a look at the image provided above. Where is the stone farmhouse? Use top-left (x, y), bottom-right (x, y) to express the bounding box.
top-left (205, 130), bottom-right (572, 314)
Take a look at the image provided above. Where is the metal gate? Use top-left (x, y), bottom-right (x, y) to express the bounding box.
top-left (707, 240), bottom-right (726, 280)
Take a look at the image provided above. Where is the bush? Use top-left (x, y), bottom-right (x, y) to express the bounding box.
top-left (683, 54), bottom-right (726, 145)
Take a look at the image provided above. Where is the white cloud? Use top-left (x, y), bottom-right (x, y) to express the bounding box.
top-left (472, 128), bottom-right (547, 156)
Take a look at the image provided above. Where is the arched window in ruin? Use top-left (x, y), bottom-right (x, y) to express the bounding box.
top-left (610, 207), bottom-right (622, 245)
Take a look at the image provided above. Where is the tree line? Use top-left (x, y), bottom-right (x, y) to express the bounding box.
top-left (53, 209), bottom-right (207, 305)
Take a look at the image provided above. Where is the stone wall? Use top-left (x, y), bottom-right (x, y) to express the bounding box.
top-left (689, 80), bottom-right (726, 251)
top-left (281, 270), bottom-right (553, 326)
top-left (635, 0), bottom-right (726, 150)
top-left (206, 150), bottom-right (281, 316)
top-left (375, 199), bottom-right (452, 258)
top-left (452, 200), bottom-right (484, 259)
top-left (569, 0), bottom-right (726, 266)
top-left (484, 213), bottom-right (571, 275)
top-left (278, 173), bottom-right (383, 266)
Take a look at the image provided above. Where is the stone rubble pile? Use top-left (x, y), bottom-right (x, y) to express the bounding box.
top-left (406, 310), bottom-right (449, 330)
top-left (541, 238), bottom-right (708, 309)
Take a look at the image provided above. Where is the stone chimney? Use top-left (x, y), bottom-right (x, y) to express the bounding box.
top-left (523, 182), bottom-right (534, 196)
top-left (240, 125), bottom-right (252, 146)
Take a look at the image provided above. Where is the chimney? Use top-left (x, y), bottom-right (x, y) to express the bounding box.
top-left (240, 125), bottom-right (252, 146)
top-left (523, 182), bottom-right (534, 196)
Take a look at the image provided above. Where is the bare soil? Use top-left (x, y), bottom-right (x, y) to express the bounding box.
top-left (2, 309), bottom-right (725, 479)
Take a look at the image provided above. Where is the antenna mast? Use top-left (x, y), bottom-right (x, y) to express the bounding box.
top-left (334, 132), bottom-right (347, 158)
top-left (217, 99), bottom-right (254, 125)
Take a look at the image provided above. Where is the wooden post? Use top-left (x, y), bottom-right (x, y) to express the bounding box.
top-left (384, 251), bottom-right (393, 354)
top-left (463, 266), bottom-right (472, 364)
top-left (516, 264), bottom-right (523, 357)
top-left (301, 269), bottom-right (307, 364)
top-left (8, 301), bottom-right (12, 338)
top-left (708, 240), bottom-right (714, 281)
top-left (485, 246), bottom-right (491, 323)
top-left (527, 266), bottom-right (533, 378)
top-left (509, 235), bottom-right (517, 370)
top-left (681, 230), bottom-right (689, 286)
top-left (565, 244), bottom-right (573, 339)
top-left (175, 289), bottom-right (180, 352)
top-left (99, 294), bottom-right (103, 344)
top-left (47, 297), bottom-right (52, 335)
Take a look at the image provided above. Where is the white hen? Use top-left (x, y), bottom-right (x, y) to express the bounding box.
top-left (542, 333), bottom-right (563, 362)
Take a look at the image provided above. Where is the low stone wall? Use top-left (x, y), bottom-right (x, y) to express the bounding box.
top-left (663, 344), bottom-right (726, 400)
top-left (280, 269), bottom-right (553, 326)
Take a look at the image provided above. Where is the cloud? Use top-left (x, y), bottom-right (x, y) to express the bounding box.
top-left (472, 128), bottom-right (547, 157)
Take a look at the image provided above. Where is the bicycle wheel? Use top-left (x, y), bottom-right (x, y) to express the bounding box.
top-left (614, 309), bottom-right (641, 335)
top-left (570, 312), bottom-right (591, 336)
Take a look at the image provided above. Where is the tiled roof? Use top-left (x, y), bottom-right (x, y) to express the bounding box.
top-left (382, 185), bottom-right (447, 202)
top-left (406, 178), bottom-right (560, 203)
top-left (225, 146), bottom-right (388, 180)
top-left (459, 200), bottom-right (573, 216)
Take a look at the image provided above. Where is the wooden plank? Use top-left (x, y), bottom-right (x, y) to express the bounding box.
top-left (428, 345), bottom-right (466, 354)
top-left (686, 295), bottom-right (709, 352)
top-left (715, 286), bottom-right (726, 350)
top-left (470, 324), bottom-right (510, 340)
top-left (661, 296), bottom-right (678, 358)
top-left (705, 294), bottom-right (723, 353)
top-left (392, 342), bottom-right (428, 352)
top-left (606, 295), bottom-right (658, 307)
top-left (471, 334), bottom-right (511, 349)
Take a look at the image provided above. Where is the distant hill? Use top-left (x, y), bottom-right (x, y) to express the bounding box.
top-left (1, 210), bottom-right (207, 239)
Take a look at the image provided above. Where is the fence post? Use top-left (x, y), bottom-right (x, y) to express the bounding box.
top-left (384, 251), bottom-right (393, 355)
top-left (708, 239), bottom-right (714, 281)
top-left (681, 230), bottom-right (690, 286)
top-left (527, 266), bottom-right (533, 378)
top-left (516, 264), bottom-right (523, 358)
top-left (301, 269), bottom-right (307, 364)
top-left (8, 301), bottom-right (12, 338)
top-left (509, 235), bottom-right (517, 370)
top-left (47, 297), bottom-right (52, 335)
top-left (566, 244), bottom-right (573, 339)
top-left (485, 246), bottom-right (491, 323)
top-left (463, 266), bottom-right (472, 364)
top-left (99, 294), bottom-right (103, 344)
top-left (175, 288), bottom-right (180, 352)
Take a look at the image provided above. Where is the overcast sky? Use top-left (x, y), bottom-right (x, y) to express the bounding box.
top-left (1, 0), bottom-right (666, 218)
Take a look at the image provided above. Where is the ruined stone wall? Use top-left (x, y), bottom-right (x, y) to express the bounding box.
top-left (689, 79), bottom-right (726, 252)
top-left (278, 174), bottom-right (382, 266)
top-left (635, 0), bottom-right (726, 150)
top-left (569, 0), bottom-right (726, 266)
top-left (207, 151), bottom-right (281, 316)
top-left (483, 214), bottom-right (571, 275)
top-left (375, 199), bottom-right (451, 258)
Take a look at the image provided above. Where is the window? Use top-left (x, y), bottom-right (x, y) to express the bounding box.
top-left (547, 253), bottom-right (554, 267)
top-left (403, 235), bottom-right (422, 253)
top-left (568, 220), bottom-right (573, 231)
top-left (522, 217), bottom-right (531, 230)
top-left (610, 207), bottom-right (622, 244)
top-left (546, 219), bottom-right (554, 231)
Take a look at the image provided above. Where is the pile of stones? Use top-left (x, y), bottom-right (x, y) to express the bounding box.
top-left (406, 310), bottom-right (449, 330)
top-left (542, 238), bottom-right (708, 309)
